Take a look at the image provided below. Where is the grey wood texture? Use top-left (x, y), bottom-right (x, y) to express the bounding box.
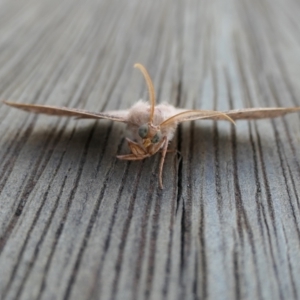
top-left (0, 0), bottom-right (300, 299)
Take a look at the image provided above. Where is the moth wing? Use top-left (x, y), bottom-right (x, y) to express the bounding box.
top-left (224, 107), bottom-right (300, 120)
top-left (3, 101), bottom-right (129, 122)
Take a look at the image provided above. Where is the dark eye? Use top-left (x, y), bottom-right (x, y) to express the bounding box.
top-left (151, 132), bottom-right (161, 144)
top-left (138, 124), bottom-right (148, 138)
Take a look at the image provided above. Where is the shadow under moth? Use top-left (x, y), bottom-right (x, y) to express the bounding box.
top-left (3, 64), bottom-right (300, 188)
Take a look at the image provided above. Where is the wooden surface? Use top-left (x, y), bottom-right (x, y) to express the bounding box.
top-left (0, 0), bottom-right (300, 299)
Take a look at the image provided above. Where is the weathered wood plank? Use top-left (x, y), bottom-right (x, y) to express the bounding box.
top-left (0, 0), bottom-right (300, 299)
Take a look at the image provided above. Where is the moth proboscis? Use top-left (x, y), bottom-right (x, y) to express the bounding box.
top-left (3, 64), bottom-right (300, 188)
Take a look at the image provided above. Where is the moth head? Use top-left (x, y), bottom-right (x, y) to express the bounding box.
top-left (138, 123), bottom-right (162, 148)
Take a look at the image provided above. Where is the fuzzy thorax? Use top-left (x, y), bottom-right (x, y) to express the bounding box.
top-left (127, 100), bottom-right (178, 142)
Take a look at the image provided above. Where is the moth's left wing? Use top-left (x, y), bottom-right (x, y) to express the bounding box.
top-left (3, 101), bottom-right (129, 122)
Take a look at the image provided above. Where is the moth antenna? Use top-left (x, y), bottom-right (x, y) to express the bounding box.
top-left (134, 63), bottom-right (156, 123)
top-left (160, 110), bottom-right (236, 127)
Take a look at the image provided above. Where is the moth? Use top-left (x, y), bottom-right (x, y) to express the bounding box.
top-left (3, 63), bottom-right (300, 188)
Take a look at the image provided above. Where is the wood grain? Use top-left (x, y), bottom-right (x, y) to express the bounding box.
top-left (0, 0), bottom-right (300, 299)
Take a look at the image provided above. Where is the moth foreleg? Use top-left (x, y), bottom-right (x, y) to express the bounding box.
top-left (117, 139), bottom-right (149, 161)
top-left (117, 154), bottom-right (149, 160)
top-left (145, 137), bottom-right (168, 188)
top-left (158, 137), bottom-right (168, 189)
top-left (126, 138), bottom-right (148, 156)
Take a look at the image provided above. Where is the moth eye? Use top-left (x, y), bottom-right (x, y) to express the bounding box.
top-left (151, 131), bottom-right (162, 144)
top-left (138, 124), bottom-right (148, 138)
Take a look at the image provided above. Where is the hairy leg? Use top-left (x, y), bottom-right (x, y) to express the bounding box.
top-left (117, 153), bottom-right (149, 160)
top-left (158, 138), bottom-right (168, 188)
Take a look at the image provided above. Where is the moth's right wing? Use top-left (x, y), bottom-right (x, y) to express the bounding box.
top-left (224, 107), bottom-right (300, 120)
top-left (3, 101), bottom-right (129, 123)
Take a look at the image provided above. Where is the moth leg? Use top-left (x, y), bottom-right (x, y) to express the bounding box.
top-left (145, 137), bottom-right (168, 188)
top-left (126, 138), bottom-right (147, 156)
top-left (117, 139), bottom-right (149, 161)
top-left (158, 138), bottom-right (168, 189)
top-left (117, 154), bottom-right (149, 160)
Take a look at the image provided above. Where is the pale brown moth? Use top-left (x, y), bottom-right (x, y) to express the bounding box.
top-left (3, 63), bottom-right (300, 188)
